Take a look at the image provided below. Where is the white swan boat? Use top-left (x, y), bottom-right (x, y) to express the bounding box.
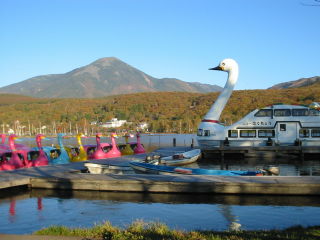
top-left (197, 59), bottom-right (320, 148)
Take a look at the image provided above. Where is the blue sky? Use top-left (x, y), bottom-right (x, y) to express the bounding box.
top-left (1, 0), bottom-right (319, 90)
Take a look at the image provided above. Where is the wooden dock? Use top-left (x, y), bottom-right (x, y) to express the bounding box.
top-left (0, 149), bottom-right (319, 195)
top-left (202, 145), bottom-right (320, 160)
top-left (28, 172), bottom-right (320, 195)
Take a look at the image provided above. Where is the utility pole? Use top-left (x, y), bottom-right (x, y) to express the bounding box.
top-left (84, 119), bottom-right (87, 135)
top-left (28, 120), bottom-right (31, 136)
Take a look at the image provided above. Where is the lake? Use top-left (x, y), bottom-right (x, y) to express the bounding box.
top-left (1, 188), bottom-right (320, 234)
top-left (18, 133), bottom-right (198, 149)
top-left (1, 133), bottom-right (319, 234)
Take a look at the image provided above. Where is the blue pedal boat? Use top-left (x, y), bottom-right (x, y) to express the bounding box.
top-left (129, 161), bottom-right (262, 176)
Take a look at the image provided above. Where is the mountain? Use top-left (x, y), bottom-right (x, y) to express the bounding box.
top-left (269, 76), bottom-right (320, 89)
top-left (0, 57), bottom-right (222, 98)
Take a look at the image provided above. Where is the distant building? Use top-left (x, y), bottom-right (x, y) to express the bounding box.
top-left (8, 128), bottom-right (14, 134)
top-left (137, 122), bottom-right (148, 131)
top-left (90, 121), bottom-right (98, 125)
top-left (101, 118), bottom-right (127, 128)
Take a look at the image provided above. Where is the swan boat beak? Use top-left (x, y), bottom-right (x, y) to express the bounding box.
top-left (209, 66), bottom-right (223, 71)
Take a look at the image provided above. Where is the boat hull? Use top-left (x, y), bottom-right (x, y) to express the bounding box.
top-left (129, 161), bottom-right (261, 176)
top-left (85, 163), bottom-right (133, 174)
top-left (160, 149), bottom-right (201, 166)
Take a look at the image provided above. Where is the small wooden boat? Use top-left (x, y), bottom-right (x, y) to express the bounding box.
top-left (129, 161), bottom-right (262, 176)
top-left (158, 149), bottom-right (201, 166)
top-left (84, 162), bottom-right (133, 174)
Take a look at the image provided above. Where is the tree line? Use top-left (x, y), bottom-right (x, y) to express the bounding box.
top-left (0, 85), bottom-right (320, 136)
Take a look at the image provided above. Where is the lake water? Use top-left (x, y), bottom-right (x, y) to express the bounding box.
top-left (18, 133), bottom-right (198, 149)
top-left (1, 189), bottom-right (320, 234)
top-left (18, 133), bottom-right (320, 176)
top-left (1, 134), bottom-right (320, 234)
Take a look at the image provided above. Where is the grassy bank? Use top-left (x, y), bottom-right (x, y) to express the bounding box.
top-left (34, 220), bottom-right (320, 240)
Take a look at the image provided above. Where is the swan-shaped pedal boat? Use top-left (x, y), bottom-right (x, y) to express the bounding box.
top-left (70, 133), bottom-right (88, 162)
top-left (133, 132), bottom-right (146, 154)
top-left (0, 134), bottom-right (25, 170)
top-left (88, 133), bottom-right (121, 160)
top-left (120, 133), bottom-right (134, 155)
top-left (31, 134), bottom-right (49, 166)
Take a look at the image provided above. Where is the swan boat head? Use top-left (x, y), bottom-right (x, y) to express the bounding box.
top-left (197, 59), bottom-right (239, 148)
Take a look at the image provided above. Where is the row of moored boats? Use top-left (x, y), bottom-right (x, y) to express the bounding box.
top-left (0, 132), bottom-right (145, 171)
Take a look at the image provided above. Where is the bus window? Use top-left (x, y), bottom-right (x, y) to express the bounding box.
top-left (299, 129), bottom-right (309, 138)
top-left (292, 109), bottom-right (309, 116)
top-left (309, 109), bottom-right (320, 116)
top-left (228, 130), bottom-right (238, 138)
top-left (240, 130), bottom-right (256, 138)
top-left (254, 109), bottom-right (272, 117)
top-left (274, 109), bottom-right (291, 117)
top-left (258, 130), bottom-right (275, 138)
top-left (311, 129), bottom-right (320, 137)
top-left (280, 124), bottom-right (286, 131)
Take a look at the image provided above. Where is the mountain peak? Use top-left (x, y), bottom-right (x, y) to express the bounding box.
top-left (92, 57), bottom-right (121, 66)
top-left (0, 57), bottom-right (222, 98)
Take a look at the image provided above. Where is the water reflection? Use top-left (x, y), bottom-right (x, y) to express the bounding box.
top-left (218, 205), bottom-right (241, 231)
top-left (27, 189), bottom-right (320, 206)
top-left (1, 189), bottom-right (320, 234)
top-left (197, 157), bottom-right (320, 176)
top-left (7, 197), bottom-right (43, 218)
top-left (6, 196), bottom-right (43, 226)
top-left (9, 199), bottom-right (15, 216)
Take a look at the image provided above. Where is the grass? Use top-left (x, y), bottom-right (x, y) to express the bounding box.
top-left (34, 220), bottom-right (320, 240)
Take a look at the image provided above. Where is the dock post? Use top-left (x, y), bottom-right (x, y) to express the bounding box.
top-left (191, 139), bottom-right (194, 148)
top-left (220, 145), bottom-right (225, 161)
top-left (173, 138), bottom-right (176, 147)
top-left (221, 150), bottom-right (225, 161)
top-left (300, 147), bottom-right (305, 161)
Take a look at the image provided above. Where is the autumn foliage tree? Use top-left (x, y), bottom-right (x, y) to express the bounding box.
top-left (1, 85), bottom-right (320, 135)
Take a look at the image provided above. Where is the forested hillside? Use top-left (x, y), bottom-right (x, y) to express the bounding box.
top-left (1, 85), bottom-right (320, 135)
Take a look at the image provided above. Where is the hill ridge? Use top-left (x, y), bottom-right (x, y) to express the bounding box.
top-left (269, 76), bottom-right (320, 89)
top-left (0, 57), bottom-right (222, 98)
